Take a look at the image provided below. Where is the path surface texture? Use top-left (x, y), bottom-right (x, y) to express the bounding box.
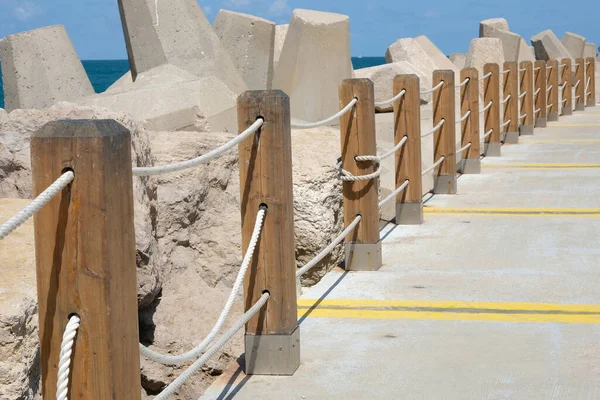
top-left (203, 108), bottom-right (600, 400)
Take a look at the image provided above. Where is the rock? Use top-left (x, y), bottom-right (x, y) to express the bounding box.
top-left (479, 18), bottom-right (509, 37)
top-left (561, 32), bottom-right (586, 59)
top-left (465, 38), bottom-right (505, 96)
top-left (273, 9), bottom-right (353, 123)
top-left (529, 45), bottom-right (536, 59)
top-left (0, 25), bottom-right (94, 112)
top-left (107, 63), bottom-right (198, 93)
top-left (354, 62), bottom-right (432, 112)
top-left (518, 38), bottom-right (536, 62)
top-left (450, 53), bottom-right (467, 69)
top-left (531, 30), bottom-right (573, 62)
top-left (0, 109), bottom-right (7, 124)
top-left (0, 104), bottom-right (161, 308)
top-left (483, 29), bottom-right (521, 62)
top-left (273, 24), bottom-right (289, 71)
top-left (116, 0), bottom-right (247, 95)
top-left (214, 10), bottom-right (275, 90)
top-left (386, 38), bottom-right (439, 81)
top-left (414, 35), bottom-right (459, 72)
top-left (584, 43), bottom-right (596, 59)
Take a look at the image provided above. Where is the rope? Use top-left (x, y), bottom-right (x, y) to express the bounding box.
top-left (574, 80), bottom-right (581, 89)
top-left (335, 160), bottom-right (382, 181)
top-left (133, 119), bottom-right (263, 176)
top-left (140, 208), bottom-right (266, 365)
top-left (585, 77), bottom-right (591, 92)
top-left (56, 315), bottom-right (81, 400)
top-left (480, 101), bottom-right (493, 113)
top-left (560, 63), bottom-right (567, 69)
top-left (562, 98), bottom-right (568, 104)
top-left (503, 69), bottom-right (511, 74)
top-left (559, 82), bottom-right (567, 90)
top-left (519, 67), bottom-right (526, 72)
top-left (519, 91), bottom-right (527, 99)
top-left (155, 293), bottom-right (270, 400)
top-left (375, 90), bottom-right (406, 107)
top-left (375, 136), bottom-right (408, 161)
top-left (479, 72), bottom-right (492, 81)
top-left (547, 65), bottom-right (553, 71)
top-left (482, 128), bottom-right (494, 139)
top-left (378, 180), bottom-right (410, 209)
top-left (519, 113), bottom-right (527, 120)
top-left (457, 142), bottom-right (472, 153)
top-left (547, 85), bottom-right (553, 91)
top-left (501, 119), bottom-right (511, 128)
top-left (0, 171), bottom-right (74, 240)
top-left (422, 157), bottom-right (445, 176)
top-left (534, 67), bottom-right (540, 72)
top-left (547, 103), bottom-right (553, 109)
top-left (296, 215), bottom-right (362, 277)
top-left (291, 98), bottom-right (357, 129)
top-left (501, 94), bottom-right (511, 104)
top-left (534, 88), bottom-right (541, 96)
top-left (422, 119), bottom-right (445, 138)
top-left (457, 110), bottom-right (471, 123)
top-left (535, 107), bottom-right (541, 114)
top-left (456, 78), bottom-right (470, 88)
top-left (575, 95), bottom-right (580, 100)
top-left (421, 81), bottom-right (444, 94)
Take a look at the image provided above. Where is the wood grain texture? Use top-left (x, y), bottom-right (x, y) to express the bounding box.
top-left (575, 58), bottom-right (585, 109)
top-left (31, 120), bottom-right (140, 400)
top-left (561, 58), bottom-right (573, 114)
top-left (519, 61), bottom-right (534, 127)
top-left (547, 60), bottom-right (559, 116)
top-left (238, 90), bottom-right (297, 335)
top-left (460, 68), bottom-right (480, 158)
top-left (484, 63), bottom-right (500, 145)
top-left (432, 70), bottom-right (456, 176)
top-left (586, 57), bottom-right (597, 106)
top-left (534, 61), bottom-right (548, 120)
top-left (503, 62), bottom-right (519, 133)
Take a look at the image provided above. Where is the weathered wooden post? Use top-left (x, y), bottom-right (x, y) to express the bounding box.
top-left (238, 90), bottom-right (300, 375)
top-left (586, 57), bottom-right (596, 107)
top-left (534, 60), bottom-right (548, 127)
top-left (394, 74), bottom-right (423, 224)
top-left (574, 58), bottom-right (586, 111)
top-left (561, 58), bottom-right (573, 115)
top-left (458, 67), bottom-right (480, 173)
top-left (432, 70), bottom-right (457, 194)
top-left (31, 120), bottom-right (141, 399)
top-left (547, 60), bottom-right (560, 121)
top-left (503, 62), bottom-right (519, 144)
top-left (339, 79), bottom-right (382, 271)
top-left (483, 63), bottom-right (501, 157)
top-left (519, 61), bottom-right (534, 135)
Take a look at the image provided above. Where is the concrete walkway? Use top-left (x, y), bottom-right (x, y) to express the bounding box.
top-left (202, 108), bottom-right (600, 400)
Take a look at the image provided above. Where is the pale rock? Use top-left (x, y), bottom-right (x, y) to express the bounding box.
top-left (531, 30), bottom-right (573, 62)
top-left (273, 9), bottom-right (353, 122)
top-left (354, 62), bottom-right (432, 112)
top-left (386, 38), bottom-right (439, 81)
top-left (214, 10), bottom-right (275, 90)
top-left (0, 25), bottom-right (94, 112)
top-left (479, 18), bottom-right (509, 37)
top-left (465, 38), bottom-right (505, 95)
top-left (561, 32), bottom-right (586, 59)
top-left (450, 53), bottom-right (467, 69)
top-left (0, 109), bottom-right (7, 124)
top-left (414, 35), bottom-right (459, 72)
top-left (107, 63), bottom-right (198, 93)
top-left (518, 38), bottom-right (536, 62)
top-left (529, 45), bottom-right (536, 59)
top-left (584, 43), bottom-right (596, 59)
top-left (273, 24), bottom-right (289, 70)
top-left (484, 29), bottom-right (521, 62)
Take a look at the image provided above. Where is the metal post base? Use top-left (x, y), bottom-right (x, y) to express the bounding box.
top-left (459, 158), bottom-right (481, 174)
top-left (575, 103), bottom-right (586, 111)
top-left (504, 131), bottom-right (519, 144)
top-left (562, 107), bottom-right (573, 116)
top-left (345, 242), bottom-right (382, 271)
top-left (586, 100), bottom-right (596, 107)
top-left (396, 202), bottom-right (423, 225)
top-left (483, 142), bottom-right (502, 157)
top-left (433, 175), bottom-right (457, 194)
top-left (519, 124), bottom-right (534, 135)
top-left (535, 117), bottom-right (547, 128)
top-left (547, 112), bottom-right (559, 121)
top-left (245, 326), bottom-right (300, 376)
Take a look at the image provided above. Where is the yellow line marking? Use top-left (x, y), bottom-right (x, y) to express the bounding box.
top-left (547, 124), bottom-right (600, 127)
top-left (423, 207), bottom-right (600, 217)
top-left (484, 163), bottom-right (600, 169)
top-left (520, 139), bottom-right (600, 143)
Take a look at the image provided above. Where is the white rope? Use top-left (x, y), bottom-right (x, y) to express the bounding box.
top-left (296, 215), bottom-right (362, 277)
top-left (375, 135), bottom-right (408, 161)
top-left (456, 78), bottom-right (470, 88)
top-left (479, 72), bottom-right (493, 81)
top-left (574, 80), bottom-right (581, 89)
top-left (534, 67), bottom-right (541, 72)
top-left (56, 315), bottom-right (81, 400)
top-left (291, 98), bottom-right (357, 129)
top-left (457, 109), bottom-right (471, 123)
top-left (547, 65), bottom-right (553, 71)
top-left (547, 84), bottom-right (553, 91)
top-left (482, 128), bottom-right (494, 139)
top-left (501, 119), bottom-right (511, 128)
top-left (547, 103), bottom-right (553, 109)
top-left (140, 208), bottom-right (266, 365)
top-left (156, 293), bottom-right (270, 400)
top-left (378, 180), bottom-right (410, 209)
top-left (503, 69), bottom-right (511, 74)
top-left (519, 90), bottom-right (527, 99)
top-left (335, 160), bottom-right (382, 182)
top-left (422, 157), bottom-right (445, 176)
top-left (501, 94), bottom-right (511, 104)
top-left (559, 82), bottom-right (567, 90)
top-left (0, 171), bottom-right (74, 240)
top-left (375, 90), bottom-right (406, 107)
top-left (535, 107), bottom-right (541, 114)
top-left (562, 98), bottom-right (568, 104)
top-left (587, 91), bottom-right (592, 96)
top-left (534, 88), bottom-right (541, 96)
top-left (480, 101), bottom-right (493, 113)
top-left (422, 119), bottom-right (445, 138)
top-left (457, 142), bottom-right (472, 153)
top-left (519, 113), bottom-right (527, 120)
top-left (585, 77), bottom-right (591, 92)
top-left (421, 81), bottom-right (444, 94)
top-left (560, 63), bottom-right (567, 69)
top-left (575, 95), bottom-right (580, 100)
top-left (586, 61), bottom-right (591, 66)
top-left (133, 119), bottom-right (263, 176)
top-left (519, 67), bottom-right (526, 72)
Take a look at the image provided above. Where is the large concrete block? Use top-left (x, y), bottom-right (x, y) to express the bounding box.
top-left (117, 0), bottom-right (247, 94)
top-left (273, 9), bottom-right (353, 122)
top-left (465, 38), bottom-right (505, 95)
top-left (214, 10), bottom-right (275, 90)
top-left (386, 38), bottom-right (439, 82)
top-left (531, 30), bottom-right (573, 62)
top-left (450, 53), bottom-right (467, 69)
top-left (0, 25), bottom-right (94, 112)
top-left (584, 43), bottom-right (596, 59)
top-left (479, 18), bottom-right (509, 37)
top-left (485, 29), bottom-right (521, 62)
top-left (354, 61), bottom-right (432, 112)
top-left (518, 38), bottom-right (536, 62)
top-left (561, 32), bottom-right (586, 59)
top-left (414, 35), bottom-right (459, 72)
top-left (274, 24), bottom-right (288, 71)
top-left (107, 63), bottom-right (198, 93)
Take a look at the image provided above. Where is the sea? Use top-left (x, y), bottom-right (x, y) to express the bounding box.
top-left (0, 57), bottom-right (385, 109)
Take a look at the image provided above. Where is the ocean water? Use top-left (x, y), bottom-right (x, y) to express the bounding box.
top-left (0, 57), bottom-right (385, 109)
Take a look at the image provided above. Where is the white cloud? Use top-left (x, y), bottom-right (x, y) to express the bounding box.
top-left (268, 0), bottom-right (289, 17)
top-left (13, 1), bottom-right (42, 21)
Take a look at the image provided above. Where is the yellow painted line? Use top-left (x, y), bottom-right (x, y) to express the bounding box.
top-left (520, 139), bottom-right (600, 143)
top-left (484, 163), bottom-right (600, 169)
top-left (423, 207), bottom-right (600, 217)
top-left (547, 123), bottom-right (600, 127)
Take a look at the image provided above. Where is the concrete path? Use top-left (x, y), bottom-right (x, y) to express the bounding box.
top-left (202, 108), bottom-right (600, 400)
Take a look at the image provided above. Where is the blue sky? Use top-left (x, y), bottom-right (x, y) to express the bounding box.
top-left (0, 0), bottom-right (597, 60)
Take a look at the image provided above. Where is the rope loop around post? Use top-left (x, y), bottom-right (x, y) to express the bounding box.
top-left (421, 80), bottom-right (444, 94)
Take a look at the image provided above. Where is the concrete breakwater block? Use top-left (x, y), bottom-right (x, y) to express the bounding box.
top-left (0, 25), bottom-right (94, 112)
top-left (117, 0), bottom-right (247, 94)
top-left (479, 18), bottom-right (509, 37)
top-left (386, 38), bottom-right (439, 82)
top-left (584, 43), bottom-right (596, 59)
top-left (273, 9), bottom-right (353, 123)
top-left (465, 38), bottom-right (505, 96)
top-left (414, 35), bottom-right (459, 73)
top-left (273, 24), bottom-right (289, 71)
top-left (518, 39), bottom-right (535, 62)
top-left (562, 32), bottom-right (586, 59)
top-left (214, 10), bottom-right (275, 90)
top-left (531, 30), bottom-right (573, 62)
top-left (450, 53), bottom-right (467, 69)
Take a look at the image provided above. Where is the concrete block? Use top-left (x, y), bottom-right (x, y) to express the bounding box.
top-left (584, 43), bottom-right (596, 59)
top-left (273, 24), bottom-right (288, 71)
top-left (561, 32), bottom-right (586, 59)
top-left (273, 9), bottom-right (353, 122)
top-left (504, 131), bottom-right (519, 144)
top-left (450, 53), bottom-right (467, 69)
top-left (479, 18), bottom-right (509, 37)
top-left (396, 202), bottom-right (423, 225)
top-left (245, 327), bottom-right (300, 375)
top-left (414, 35), bottom-right (459, 73)
top-left (354, 62), bottom-right (432, 112)
top-left (433, 175), bottom-right (457, 195)
top-left (0, 25), bottom-right (94, 112)
top-left (107, 63), bottom-right (198, 93)
top-left (486, 29), bottom-right (521, 62)
top-left (529, 45), bottom-right (536, 60)
top-left (345, 242), bottom-right (382, 271)
top-left (459, 158), bottom-right (481, 174)
top-left (519, 124), bottom-right (534, 135)
top-left (385, 38), bottom-right (439, 83)
top-left (535, 117), bottom-right (547, 128)
top-left (531, 30), bottom-right (573, 62)
top-left (518, 38), bottom-right (536, 62)
top-left (116, 0), bottom-right (247, 94)
top-left (547, 111), bottom-right (559, 122)
top-left (483, 142), bottom-right (502, 157)
top-left (214, 10), bottom-right (275, 90)
top-left (465, 38), bottom-right (505, 95)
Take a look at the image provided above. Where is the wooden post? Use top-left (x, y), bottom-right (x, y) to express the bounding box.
top-left (561, 58), bottom-right (573, 115)
top-left (534, 60), bottom-right (548, 127)
top-left (483, 63), bottom-right (501, 157)
top-left (458, 68), bottom-right (480, 173)
top-left (547, 60), bottom-right (560, 121)
top-left (519, 61), bottom-right (534, 135)
top-left (503, 62), bottom-right (519, 144)
top-left (586, 57), bottom-right (596, 107)
top-left (339, 79), bottom-right (382, 271)
top-left (237, 90), bottom-right (299, 375)
top-left (432, 70), bottom-right (457, 194)
top-left (31, 120), bottom-right (141, 399)
top-left (394, 74), bottom-right (423, 224)
top-left (574, 58), bottom-right (586, 111)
